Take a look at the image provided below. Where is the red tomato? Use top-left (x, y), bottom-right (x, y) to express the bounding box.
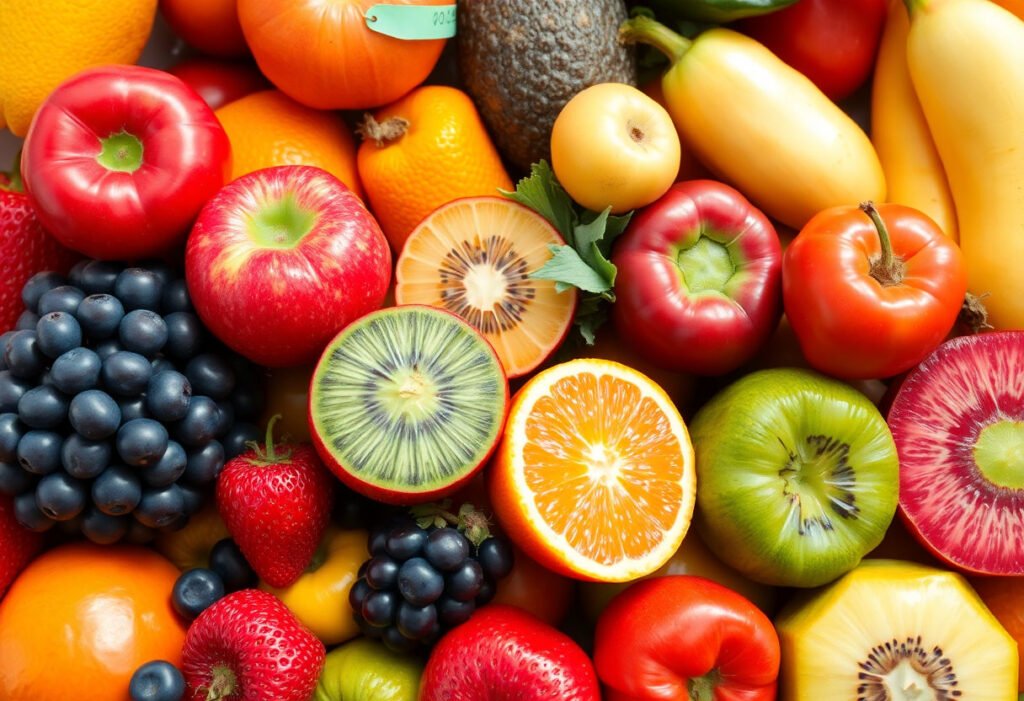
top-left (739, 0), bottom-right (888, 103)
top-left (159, 0), bottom-right (248, 58)
top-left (167, 58), bottom-right (268, 110)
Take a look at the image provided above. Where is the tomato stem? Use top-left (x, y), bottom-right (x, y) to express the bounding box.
top-left (861, 201), bottom-right (905, 287)
top-left (618, 16), bottom-right (692, 64)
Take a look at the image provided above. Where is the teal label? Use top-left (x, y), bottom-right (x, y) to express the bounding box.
top-left (365, 4), bottom-right (457, 40)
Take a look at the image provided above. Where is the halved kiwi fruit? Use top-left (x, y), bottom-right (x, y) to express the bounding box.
top-left (309, 305), bottom-right (509, 505)
top-left (394, 196), bottom-right (576, 378)
top-left (888, 331), bottom-right (1024, 575)
top-left (776, 559), bottom-right (1018, 700)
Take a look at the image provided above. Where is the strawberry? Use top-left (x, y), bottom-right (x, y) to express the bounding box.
top-left (0, 175), bottom-right (79, 332)
top-left (181, 588), bottom-right (325, 701)
top-left (0, 494), bottom-right (44, 599)
top-left (216, 416), bottom-right (334, 588)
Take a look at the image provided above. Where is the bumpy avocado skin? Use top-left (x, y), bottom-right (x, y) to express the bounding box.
top-left (457, 0), bottom-right (637, 173)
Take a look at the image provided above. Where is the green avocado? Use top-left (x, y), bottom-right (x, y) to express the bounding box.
top-left (457, 0), bottom-right (637, 173)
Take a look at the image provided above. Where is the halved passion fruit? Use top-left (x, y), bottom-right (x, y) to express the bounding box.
top-left (395, 196), bottom-right (576, 378)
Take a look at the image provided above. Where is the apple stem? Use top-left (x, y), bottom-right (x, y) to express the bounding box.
top-left (244, 414), bottom-right (292, 465)
top-left (205, 665), bottom-right (237, 701)
top-left (618, 15), bottom-right (692, 64)
top-left (861, 201), bottom-right (905, 287)
top-left (357, 114), bottom-right (410, 147)
top-left (687, 670), bottom-right (721, 701)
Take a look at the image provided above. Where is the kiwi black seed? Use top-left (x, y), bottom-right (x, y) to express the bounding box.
top-left (309, 305), bottom-right (508, 505)
top-left (438, 235), bottom-right (533, 336)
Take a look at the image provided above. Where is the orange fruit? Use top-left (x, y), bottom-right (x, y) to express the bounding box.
top-left (0, 543), bottom-right (187, 701)
top-left (490, 358), bottom-right (696, 582)
top-left (357, 85), bottom-right (513, 252)
top-left (160, 0), bottom-right (248, 58)
top-left (395, 197), bottom-right (576, 378)
top-left (154, 500), bottom-right (231, 570)
top-left (969, 576), bottom-right (1024, 692)
top-left (214, 89), bottom-right (363, 198)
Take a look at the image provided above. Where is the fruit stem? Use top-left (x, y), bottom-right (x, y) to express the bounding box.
top-left (687, 670), bottom-right (721, 701)
top-left (903, 0), bottom-right (926, 16)
top-left (959, 292), bottom-right (992, 334)
top-left (356, 114), bottom-right (410, 147)
top-left (861, 201), bottom-right (905, 287)
top-left (618, 16), bottom-right (692, 64)
top-left (410, 501), bottom-right (494, 547)
top-left (205, 664), bottom-right (237, 701)
top-left (245, 414), bottom-right (292, 465)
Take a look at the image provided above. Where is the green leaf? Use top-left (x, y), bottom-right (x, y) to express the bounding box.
top-left (576, 305), bottom-right (609, 346)
top-left (574, 208), bottom-right (620, 289)
top-left (532, 245), bottom-right (613, 295)
top-left (500, 161), bottom-right (577, 244)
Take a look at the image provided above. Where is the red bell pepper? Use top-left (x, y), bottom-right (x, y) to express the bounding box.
top-left (594, 575), bottom-right (780, 701)
top-left (610, 180), bottom-right (783, 376)
top-left (20, 65), bottom-right (231, 260)
top-left (782, 202), bottom-right (967, 380)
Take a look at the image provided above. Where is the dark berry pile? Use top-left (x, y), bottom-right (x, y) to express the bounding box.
top-left (0, 261), bottom-right (264, 543)
top-left (350, 504), bottom-right (514, 653)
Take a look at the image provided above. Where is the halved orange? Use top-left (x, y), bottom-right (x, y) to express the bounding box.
top-left (490, 358), bottom-right (696, 582)
top-left (395, 196), bottom-right (577, 378)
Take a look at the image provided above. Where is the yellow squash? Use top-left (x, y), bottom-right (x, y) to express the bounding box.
top-left (871, 0), bottom-right (958, 241)
top-left (906, 0), bottom-right (1024, 329)
top-left (620, 17), bottom-right (886, 229)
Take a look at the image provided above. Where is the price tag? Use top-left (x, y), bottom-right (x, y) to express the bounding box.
top-left (365, 4), bottom-right (457, 40)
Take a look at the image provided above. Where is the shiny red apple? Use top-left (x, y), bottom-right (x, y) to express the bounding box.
top-left (185, 165), bottom-right (391, 367)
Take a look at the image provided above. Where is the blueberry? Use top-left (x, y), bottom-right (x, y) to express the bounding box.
top-left (76, 294), bottom-right (126, 340)
top-left (35, 471), bottom-right (88, 521)
top-left (0, 372), bottom-right (29, 413)
top-left (37, 285), bottom-right (85, 316)
top-left (116, 418), bottom-right (169, 467)
top-left (91, 465), bottom-right (142, 515)
top-left (476, 577), bottom-right (496, 605)
top-left (50, 347), bottom-right (102, 395)
top-left (81, 506), bottom-right (129, 545)
top-left (349, 578), bottom-right (373, 612)
top-left (144, 262), bottom-right (175, 287)
top-left (17, 385), bottom-right (69, 429)
top-left (362, 589), bottom-right (398, 627)
top-left (61, 434), bottom-right (112, 479)
top-left (0, 413), bottom-right (24, 462)
top-left (143, 440), bottom-right (186, 487)
top-left (0, 331), bottom-right (14, 370)
top-left (93, 339), bottom-right (124, 361)
top-left (129, 660), bottom-right (186, 701)
top-left (185, 355), bottom-right (235, 401)
top-left (369, 527), bottom-right (389, 556)
top-left (437, 595), bottom-right (475, 627)
top-left (0, 461), bottom-right (33, 496)
top-left (115, 268), bottom-right (163, 311)
top-left (181, 440), bottom-right (224, 485)
top-left (477, 537), bottom-right (514, 580)
top-left (161, 279), bottom-right (192, 314)
top-left (146, 371), bottom-right (191, 422)
top-left (134, 484), bottom-right (185, 528)
top-left (208, 538), bottom-right (256, 592)
top-left (124, 519), bottom-right (157, 545)
top-left (21, 272), bottom-right (66, 312)
top-left (365, 555), bottom-right (400, 590)
top-left (150, 358), bottom-right (176, 375)
top-left (424, 528), bottom-right (471, 572)
top-left (101, 351), bottom-right (152, 396)
top-left (230, 381), bottom-right (265, 422)
top-left (396, 600), bottom-right (438, 640)
top-left (119, 310), bottom-right (168, 357)
top-left (172, 568), bottom-right (225, 621)
top-left (77, 260), bottom-right (123, 295)
top-left (397, 557), bottom-right (445, 607)
top-left (178, 482), bottom-right (204, 516)
top-left (4, 331), bottom-right (46, 380)
top-left (444, 559), bottom-right (484, 602)
top-left (35, 311), bottom-right (82, 359)
top-left (69, 389), bottom-right (121, 440)
top-left (67, 260), bottom-right (89, 289)
top-left (16, 430), bottom-right (62, 475)
top-left (214, 401), bottom-right (234, 437)
top-left (382, 626), bottom-right (418, 653)
top-left (173, 396), bottom-right (222, 447)
top-left (162, 312), bottom-right (202, 360)
top-left (15, 310), bottom-right (39, 331)
top-left (118, 396), bottom-right (149, 423)
top-left (222, 422), bottom-right (260, 460)
top-left (386, 525), bottom-right (428, 560)
top-left (13, 490), bottom-right (55, 532)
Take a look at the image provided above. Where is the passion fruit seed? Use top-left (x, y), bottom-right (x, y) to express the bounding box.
top-left (439, 236), bottom-right (533, 335)
top-left (857, 636), bottom-right (959, 700)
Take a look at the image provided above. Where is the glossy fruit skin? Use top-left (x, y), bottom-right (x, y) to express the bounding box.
top-left (489, 544), bottom-right (576, 626)
top-left (970, 576), bottom-right (1024, 692)
top-left (260, 527), bottom-right (368, 646)
top-left (0, 543), bottom-right (187, 701)
top-left (129, 660), bottom-right (186, 701)
top-left (167, 58), bottom-right (268, 110)
top-left (260, 365), bottom-right (314, 442)
top-left (181, 589), bottom-right (325, 701)
top-left (0, 495), bottom-right (43, 599)
top-left (594, 576), bottom-right (780, 700)
top-left (419, 605), bottom-right (600, 701)
top-left (154, 501), bottom-right (230, 570)
top-left (314, 638), bottom-right (422, 701)
top-left (217, 439), bottom-right (335, 588)
top-left (21, 66), bottom-right (231, 260)
top-left (783, 203), bottom-right (967, 380)
top-left (185, 165), bottom-right (391, 367)
top-left (612, 180), bottom-right (783, 376)
top-left (357, 86), bottom-right (513, 252)
top-left (739, 0), bottom-right (887, 102)
top-left (160, 0), bottom-right (248, 57)
top-left (237, 0), bottom-right (446, 110)
top-left (0, 188), bottom-right (80, 333)
top-left (550, 83), bottom-right (681, 215)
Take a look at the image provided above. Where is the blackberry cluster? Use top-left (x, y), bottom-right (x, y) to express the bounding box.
top-left (350, 509), bottom-right (514, 653)
top-left (0, 261), bottom-right (264, 543)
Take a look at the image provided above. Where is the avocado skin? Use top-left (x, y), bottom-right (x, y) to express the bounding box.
top-left (457, 0), bottom-right (637, 173)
